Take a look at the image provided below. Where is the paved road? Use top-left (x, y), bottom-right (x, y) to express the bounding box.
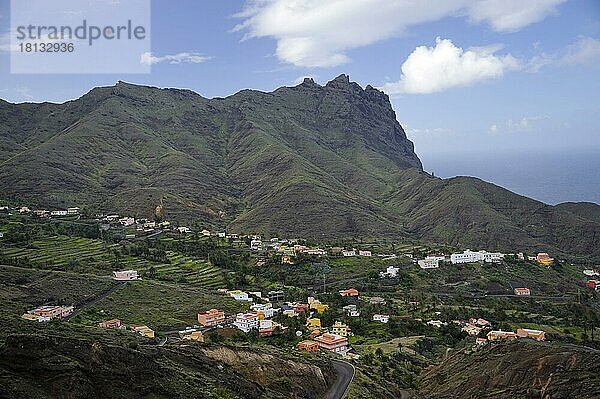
top-left (327, 360), bottom-right (355, 399)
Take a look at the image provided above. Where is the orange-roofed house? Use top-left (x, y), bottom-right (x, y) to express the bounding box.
top-left (516, 328), bottom-right (545, 341)
top-left (487, 330), bottom-right (517, 341)
top-left (197, 309), bottom-right (225, 327)
top-left (98, 319), bottom-right (123, 329)
top-left (23, 305), bottom-right (74, 322)
top-left (314, 333), bottom-right (348, 353)
top-left (308, 329), bottom-right (322, 339)
top-left (297, 340), bottom-right (319, 352)
top-left (514, 288), bottom-right (531, 296)
top-left (339, 288), bottom-right (359, 297)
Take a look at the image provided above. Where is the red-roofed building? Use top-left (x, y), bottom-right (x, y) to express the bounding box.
top-left (297, 340), bottom-right (319, 352)
top-left (514, 287), bottom-right (531, 296)
top-left (98, 319), bottom-right (122, 329)
top-left (339, 288), bottom-right (359, 297)
top-left (314, 333), bottom-right (348, 353)
top-left (197, 309), bottom-right (225, 327)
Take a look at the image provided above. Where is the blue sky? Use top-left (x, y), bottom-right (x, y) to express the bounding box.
top-left (1, 0), bottom-right (599, 161)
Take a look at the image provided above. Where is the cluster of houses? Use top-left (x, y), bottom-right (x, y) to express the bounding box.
top-left (197, 287), bottom-right (392, 358)
top-left (485, 328), bottom-right (546, 343)
top-left (584, 269), bottom-right (600, 291)
top-left (377, 250), bottom-right (556, 274)
top-left (21, 305), bottom-right (74, 322)
top-left (97, 318), bottom-right (155, 338)
top-left (3, 205), bottom-right (81, 218)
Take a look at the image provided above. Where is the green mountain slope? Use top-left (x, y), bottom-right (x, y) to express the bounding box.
top-left (0, 75), bottom-right (598, 257)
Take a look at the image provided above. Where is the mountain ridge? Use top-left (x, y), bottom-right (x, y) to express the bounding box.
top-left (1, 75), bottom-right (598, 258)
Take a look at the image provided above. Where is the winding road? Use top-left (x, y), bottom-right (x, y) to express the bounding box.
top-left (327, 360), bottom-right (355, 399)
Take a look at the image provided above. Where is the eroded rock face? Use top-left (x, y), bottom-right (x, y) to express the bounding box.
top-left (0, 334), bottom-right (332, 399)
top-left (419, 341), bottom-right (600, 399)
top-left (199, 345), bottom-right (334, 399)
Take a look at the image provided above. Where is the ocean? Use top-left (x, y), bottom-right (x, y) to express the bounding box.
top-left (419, 149), bottom-right (600, 205)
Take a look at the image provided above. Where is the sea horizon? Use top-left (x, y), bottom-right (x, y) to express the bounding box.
top-left (420, 148), bottom-right (600, 206)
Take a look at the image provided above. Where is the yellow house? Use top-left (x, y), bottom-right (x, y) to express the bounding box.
top-left (281, 255), bottom-right (294, 264)
top-left (331, 321), bottom-right (350, 337)
top-left (131, 325), bottom-right (155, 338)
top-left (183, 331), bottom-right (205, 342)
top-left (306, 318), bottom-right (321, 330)
top-left (310, 302), bottom-right (329, 314)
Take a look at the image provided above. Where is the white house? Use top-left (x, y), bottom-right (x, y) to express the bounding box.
top-left (112, 270), bottom-right (139, 281)
top-left (583, 269), bottom-right (599, 277)
top-left (230, 291), bottom-right (253, 302)
top-left (303, 248), bottom-right (327, 256)
top-left (250, 239), bottom-right (262, 250)
top-left (342, 250), bottom-right (356, 257)
top-left (427, 320), bottom-right (447, 328)
top-left (119, 217), bottom-right (135, 226)
top-left (451, 250), bottom-right (504, 264)
top-left (482, 252), bottom-right (504, 263)
top-left (177, 226), bottom-right (191, 234)
top-left (450, 250), bottom-right (484, 264)
top-left (418, 258), bottom-right (439, 269)
top-left (67, 207), bottom-right (81, 215)
top-left (0, 232), bottom-right (3, 238)
top-left (373, 314), bottom-right (390, 323)
top-left (50, 210), bottom-right (68, 217)
top-left (233, 312), bottom-right (259, 333)
top-left (343, 304), bottom-right (360, 317)
top-left (358, 250), bottom-right (372, 257)
top-left (380, 266), bottom-right (399, 278)
top-left (218, 232), bottom-right (226, 238)
top-left (250, 303), bottom-right (275, 318)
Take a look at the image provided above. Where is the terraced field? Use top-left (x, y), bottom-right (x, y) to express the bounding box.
top-left (1, 236), bottom-right (225, 288)
top-left (136, 251), bottom-right (225, 289)
top-left (0, 236), bottom-right (119, 273)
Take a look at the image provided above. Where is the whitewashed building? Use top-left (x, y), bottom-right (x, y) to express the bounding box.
top-left (112, 270), bottom-right (139, 281)
top-left (250, 303), bottom-right (275, 319)
top-left (380, 266), bottom-right (399, 278)
top-left (418, 258), bottom-right (439, 269)
top-left (373, 314), bottom-right (390, 323)
top-left (233, 312), bottom-right (259, 333)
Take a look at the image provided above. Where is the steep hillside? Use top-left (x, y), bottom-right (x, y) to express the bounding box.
top-left (419, 341), bottom-right (600, 399)
top-left (554, 202), bottom-right (600, 223)
top-left (0, 75), bottom-right (598, 257)
top-left (0, 334), bottom-right (334, 399)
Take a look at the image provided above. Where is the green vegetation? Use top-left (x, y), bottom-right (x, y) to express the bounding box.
top-left (1, 77), bottom-right (598, 259)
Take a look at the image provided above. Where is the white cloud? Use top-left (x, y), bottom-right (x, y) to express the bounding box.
top-left (561, 37), bottom-right (600, 66)
top-left (140, 52), bottom-right (212, 65)
top-left (465, 0), bottom-right (566, 33)
top-left (527, 37), bottom-right (600, 72)
top-left (488, 115), bottom-right (550, 134)
top-left (234, 0), bottom-right (564, 68)
top-left (383, 37), bottom-right (520, 94)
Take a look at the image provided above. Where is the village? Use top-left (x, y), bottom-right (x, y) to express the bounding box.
top-left (3, 203), bottom-right (598, 366)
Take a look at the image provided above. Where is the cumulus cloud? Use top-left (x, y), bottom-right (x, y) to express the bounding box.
top-left (140, 52), bottom-right (212, 65)
top-left (383, 38), bottom-right (520, 94)
top-left (234, 0), bottom-right (564, 67)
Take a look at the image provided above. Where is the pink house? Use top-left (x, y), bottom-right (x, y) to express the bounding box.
top-left (112, 270), bottom-right (139, 281)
